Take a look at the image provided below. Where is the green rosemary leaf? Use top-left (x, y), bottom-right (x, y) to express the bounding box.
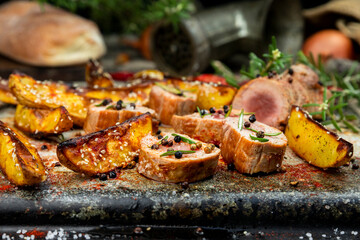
top-left (245, 127), bottom-right (282, 136)
top-left (249, 134), bottom-right (269, 142)
top-left (330, 118), bottom-right (342, 132)
top-left (211, 60), bottom-right (239, 88)
top-left (157, 135), bottom-right (169, 145)
top-left (345, 115), bottom-right (357, 121)
top-left (343, 120), bottom-right (359, 133)
top-left (155, 82), bottom-right (182, 95)
top-left (105, 105), bottom-right (115, 109)
top-left (238, 109), bottom-right (244, 131)
top-left (160, 150), bottom-right (196, 157)
top-left (321, 120), bottom-right (332, 125)
top-left (309, 111), bottom-right (322, 116)
top-left (197, 106), bottom-right (204, 118)
top-left (302, 103), bottom-right (320, 107)
top-left (171, 133), bottom-right (196, 144)
top-left (95, 100), bottom-right (107, 107)
top-left (224, 105), bottom-right (232, 118)
top-left (322, 86), bottom-right (327, 121)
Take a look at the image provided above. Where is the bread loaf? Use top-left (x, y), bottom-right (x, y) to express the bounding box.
top-left (0, 1), bottom-right (106, 66)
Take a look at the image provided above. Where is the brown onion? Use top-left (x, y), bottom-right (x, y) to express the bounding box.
top-left (302, 29), bottom-right (354, 63)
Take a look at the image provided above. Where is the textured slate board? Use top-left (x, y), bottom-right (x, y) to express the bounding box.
top-left (0, 105), bottom-right (359, 228)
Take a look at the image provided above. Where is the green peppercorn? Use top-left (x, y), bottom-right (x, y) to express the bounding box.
top-left (196, 142), bottom-right (202, 149)
top-left (190, 144), bottom-right (197, 150)
top-left (210, 144), bottom-right (215, 150)
top-left (204, 146), bottom-right (212, 154)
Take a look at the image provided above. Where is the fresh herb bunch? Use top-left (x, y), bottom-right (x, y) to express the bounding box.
top-left (211, 36), bottom-right (292, 88)
top-left (298, 51), bottom-right (359, 133)
top-left (36, 0), bottom-right (193, 34)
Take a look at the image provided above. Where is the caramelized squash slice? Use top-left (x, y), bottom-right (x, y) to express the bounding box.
top-left (15, 104), bottom-right (73, 136)
top-left (0, 121), bottom-right (46, 186)
top-left (9, 73), bottom-right (87, 126)
top-left (85, 59), bottom-right (114, 88)
top-left (57, 113), bottom-right (152, 175)
top-left (285, 106), bottom-right (353, 168)
top-left (196, 83), bottom-right (236, 109)
top-left (0, 79), bottom-right (17, 105)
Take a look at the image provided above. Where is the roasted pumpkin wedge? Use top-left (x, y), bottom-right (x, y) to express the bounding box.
top-left (57, 113), bottom-right (152, 176)
top-left (0, 121), bottom-right (46, 186)
top-left (15, 104), bottom-right (73, 136)
top-left (9, 73), bottom-right (87, 126)
top-left (85, 59), bottom-right (114, 88)
top-left (0, 79), bottom-right (17, 105)
top-left (285, 106), bottom-right (353, 168)
top-left (196, 83), bottom-right (236, 109)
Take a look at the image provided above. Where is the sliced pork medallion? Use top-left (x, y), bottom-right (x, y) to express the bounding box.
top-left (221, 115), bottom-right (287, 174)
top-left (138, 133), bottom-right (220, 183)
top-left (171, 107), bottom-right (240, 145)
top-left (83, 99), bottom-right (158, 133)
top-left (148, 84), bottom-right (196, 125)
top-left (232, 64), bottom-right (324, 130)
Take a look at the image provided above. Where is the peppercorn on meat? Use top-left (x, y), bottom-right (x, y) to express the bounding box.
top-left (83, 100), bottom-right (158, 134)
top-left (221, 115), bottom-right (287, 174)
top-left (137, 133), bottom-right (220, 183)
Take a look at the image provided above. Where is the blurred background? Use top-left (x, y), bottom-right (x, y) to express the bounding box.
top-left (0, 0), bottom-right (358, 80)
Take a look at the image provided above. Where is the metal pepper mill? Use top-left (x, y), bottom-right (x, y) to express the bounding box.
top-left (150, 0), bottom-right (303, 76)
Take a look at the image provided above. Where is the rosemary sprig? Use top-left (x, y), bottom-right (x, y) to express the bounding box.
top-left (238, 109), bottom-right (244, 130)
top-left (298, 51), bottom-right (360, 133)
top-left (245, 127), bottom-right (282, 136)
top-left (105, 104), bottom-right (115, 109)
top-left (249, 134), bottom-right (269, 142)
top-left (171, 133), bottom-right (196, 144)
top-left (160, 150), bottom-right (196, 157)
top-left (224, 105), bottom-right (233, 118)
top-left (95, 99), bottom-right (108, 107)
top-left (211, 36), bottom-right (292, 88)
top-left (155, 82), bottom-right (183, 95)
top-left (157, 135), bottom-right (168, 145)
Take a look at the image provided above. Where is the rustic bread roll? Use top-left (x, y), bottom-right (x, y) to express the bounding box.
top-left (0, 1), bottom-right (106, 66)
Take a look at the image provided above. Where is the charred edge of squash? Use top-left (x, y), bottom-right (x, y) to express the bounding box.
top-left (169, 78), bottom-right (237, 89)
top-left (291, 105), bottom-right (354, 157)
top-left (0, 121), bottom-right (44, 182)
top-left (57, 112), bottom-right (151, 151)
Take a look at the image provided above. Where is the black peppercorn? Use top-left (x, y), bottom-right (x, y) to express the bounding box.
top-left (249, 114), bottom-right (256, 123)
top-left (175, 151), bottom-right (183, 159)
top-left (288, 78), bottom-right (293, 84)
top-left (102, 99), bottom-right (111, 106)
top-left (130, 103), bottom-right (136, 109)
top-left (288, 68), bottom-right (294, 75)
top-left (156, 130), bottom-right (161, 135)
top-left (209, 107), bottom-right (216, 113)
top-left (352, 163), bottom-right (359, 170)
top-left (133, 155), bottom-right (139, 163)
top-left (255, 74), bottom-right (261, 78)
top-left (244, 121), bottom-right (251, 128)
top-left (115, 100), bottom-right (123, 110)
top-left (200, 109), bottom-right (206, 115)
top-left (109, 171), bottom-right (116, 179)
top-left (41, 145), bottom-right (48, 150)
top-left (256, 131), bottom-right (265, 138)
top-left (99, 173), bottom-right (108, 181)
top-left (223, 105), bottom-right (229, 113)
top-left (151, 144), bottom-right (159, 150)
top-left (180, 181), bottom-right (189, 189)
top-left (227, 163), bottom-right (235, 171)
top-left (161, 139), bottom-right (169, 146)
top-left (268, 72), bottom-right (274, 78)
top-left (167, 140), bottom-right (173, 146)
top-left (157, 135), bottom-right (163, 139)
top-left (174, 135), bottom-right (181, 143)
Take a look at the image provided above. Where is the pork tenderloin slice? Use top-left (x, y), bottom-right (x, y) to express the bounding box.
top-left (289, 64), bottom-right (320, 89)
top-left (221, 117), bottom-right (287, 174)
top-left (138, 134), bottom-right (220, 183)
top-left (148, 85), bottom-right (196, 125)
top-left (232, 78), bottom-right (292, 129)
top-left (171, 110), bottom-right (240, 145)
top-left (83, 101), bottom-right (158, 133)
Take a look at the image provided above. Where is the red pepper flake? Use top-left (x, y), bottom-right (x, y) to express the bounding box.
top-left (25, 228), bottom-right (46, 238)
